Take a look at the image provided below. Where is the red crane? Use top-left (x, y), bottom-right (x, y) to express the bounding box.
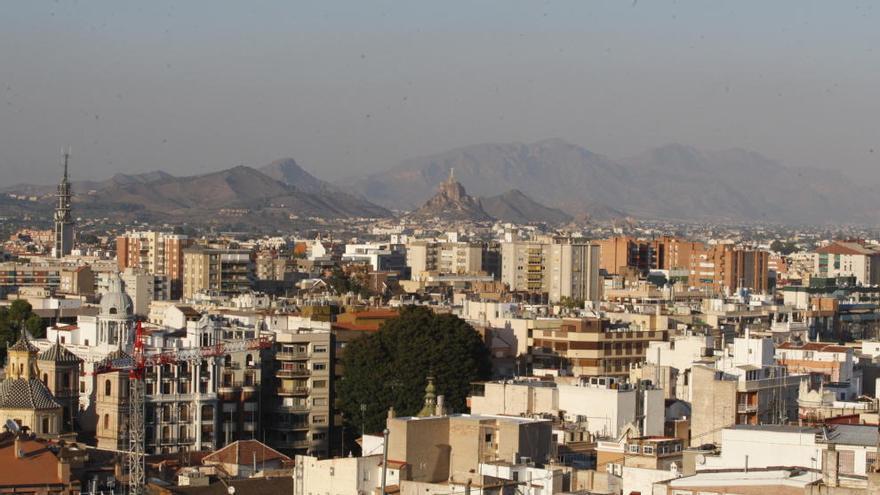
top-left (92, 321), bottom-right (272, 495)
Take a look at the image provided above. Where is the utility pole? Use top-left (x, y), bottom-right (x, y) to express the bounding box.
top-left (380, 428), bottom-right (390, 495)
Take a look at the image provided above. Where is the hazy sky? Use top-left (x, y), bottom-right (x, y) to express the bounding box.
top-left (1, 1), bottom-right (879, 184)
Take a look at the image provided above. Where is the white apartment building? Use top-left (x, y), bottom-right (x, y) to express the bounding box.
top-left (469, 377), bottom-right (664, 439)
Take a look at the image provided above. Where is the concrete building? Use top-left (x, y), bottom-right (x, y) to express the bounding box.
top-left (547, 240), bottom-right (601, 304)
top-left (182, 247), bottom-right (255, 300)
top-left (265, 324), bottom-right (367, 458)
top-left (342, 242), bottom-right (407, 273)
top-left (813, 241), bottom-right (880, 286)
top-left (530, 317), bottom-right (667, 378)
top-left (689, 363), bottom-right (803, 447)
top-left (117, 231), bottom-right (192, 299)
top-left (501, 238), bottom-right (600, 303)
top-left (386, 413), bottom-right (553, 487)
top-left (469, 377), bottom-right (665, 439)
top-left (406, 240), bottom-right (483, 281)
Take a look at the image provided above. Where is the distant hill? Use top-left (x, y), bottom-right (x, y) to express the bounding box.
top-left (337, 139), bottom-right (875, 223)
top-left (260, 158), bottom-right (327, 192)
top-left (479, 189), bottom-right (572, 224)
top-left (408, 173), bottom-right (493, 222)
top-left (2, 163), bottom-right (390, 222)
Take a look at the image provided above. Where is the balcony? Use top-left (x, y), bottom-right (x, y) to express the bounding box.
top-left (278, 387), bottom-right (310, 396)
top-left (276, 404), bottom-right (310, 413)
top-left (272, 422), bottom-right (311, 431)
top-left (277, 351), bottom-right (310, 361)
top-left (736, 403), bottom-right (757, 414)
top-left (276, 369), bottom-right (310, 378)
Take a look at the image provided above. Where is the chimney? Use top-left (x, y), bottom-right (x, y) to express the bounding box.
top-left (57, 458), bottom-right (71, 483)
top-left (435, 395), bottom-right (446, 416)
top-left (14, 435), bottom-right (23, 459)
top-left (387, 407), bottom-right (395, 420)
top-left (823, 444), bottom-right (840, 488)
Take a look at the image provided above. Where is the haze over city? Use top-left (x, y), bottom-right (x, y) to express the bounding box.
top-left (2, 0), bottom-right (879, 185)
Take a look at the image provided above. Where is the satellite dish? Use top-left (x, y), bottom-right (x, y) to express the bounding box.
top-left (5, 419), bottom-right (20, 434)
top-left (227, 486), bottom-right (236, 495)
top-left (695, 454), bottom-right (706, 465)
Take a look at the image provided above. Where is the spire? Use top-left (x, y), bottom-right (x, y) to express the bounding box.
top-left (417, 376), bottom-right (437, 417)
top-left (62, 147), bottom-right (70, 184)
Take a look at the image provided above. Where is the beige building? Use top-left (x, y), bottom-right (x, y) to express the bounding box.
top-left (547, 240), bottom-right (601, 304)
top-left (386, 413), bottom-right (553, 487)
top-left (0, 335), bottom-right (63, 436)
top-left (406, 240), bottom-right (483, 281)
top-left (690, 364), bottom-right (802, 447)
top-left (501, 238), bottom-right (600, 303)
top-left (58, 265), bottom-right (94, 297)
top-left (182, 247), bottom-right (254, 300)
top-left (530, 317), bottom-right (667, 378)
top-left (266, 326), bottom-right (366, 458)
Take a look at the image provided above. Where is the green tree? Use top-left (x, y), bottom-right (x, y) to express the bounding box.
top-left (337, 306), bottom-right (492, 434)
top-left (0, 300), bottom-right (47, 347)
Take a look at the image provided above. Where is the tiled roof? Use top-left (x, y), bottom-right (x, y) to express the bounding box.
top-left (38, 343), bottom-right (82, 364)
top-left (815, 241), bottom-right (880, 256)
top-left (202, 440), bottom-right (290, 466)
top-left (0, 437), bottom-right (63, 487)
top-left (0, 378), bottom-right (62, 410)
top-left (777, 342), bottom-right (851, 353)
top-left (8, 335), bottom-right (38, 353)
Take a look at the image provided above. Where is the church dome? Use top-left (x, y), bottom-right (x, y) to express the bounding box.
top-left (100, 274), bottom-right (133, 317)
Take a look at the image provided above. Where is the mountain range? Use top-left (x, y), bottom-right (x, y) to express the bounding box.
top-left (337, 139), bottom-right (876, 224)
top-left (3, 139), bottom-right (874, 225)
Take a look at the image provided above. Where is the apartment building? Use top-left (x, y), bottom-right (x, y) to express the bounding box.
top-left (265, 326), bottom-right (365, 458)
top-left (406, 240), bottom-right (482, 281)
top-left (596, 236), bottom-right (656, 275)
top-left (530, 317), bottom-right (667, 378)
top-left (341, 242), bottom-right (407, 273)
top-left (386, 413), bottom-right (553, 486)
top-left (182, 247), bottom-right (255, 300)
top-left (501, 239), bottom-right (546, 293)
top-left (547, 240), bottom-right (602, 304)
top-left (776, 342), bottom-right (856, 386)
top-left (469, 377), bottom-right (665, 438)
top-left (501, 238), bottom-right (601, 303)
top-left (689, 364), bottom-right (802, 447)
top-left (117, 231), bottom-right (192, 299)
top-left (813, 241), bottom-right (880, 286)
top-left (692, 244), bottom-right (770, 294)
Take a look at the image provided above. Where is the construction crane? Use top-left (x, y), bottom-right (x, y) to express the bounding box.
top-left (92, 321), bottom-right (273, 495)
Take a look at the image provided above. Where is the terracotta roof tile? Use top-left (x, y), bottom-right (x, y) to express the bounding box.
top-left (201, 440), bottom-right (290, 466)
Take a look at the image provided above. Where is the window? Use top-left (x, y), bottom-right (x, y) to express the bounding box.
top-left (103, 414), bottom-right (110, 431)
top-left (312, 380), bottom-right (327, 389)
top-left (312, 415), bottom-right (327, 424)
top-left (312, 432), bottom-right (326, 440)
top-left (643, 446), bottom-right (654, 455)
top-left (313, 345), bottom-right (328, 354)
top-left (312, 362), bottom-right (326, 371)
top-left (628, 445), bottom-right (639, 453)
top-left (313, 397), bottom-right (327, 406)
top-left (84, 339), bottom-right (89, 346)
top-left (105, 379), bottom-right (112, 397)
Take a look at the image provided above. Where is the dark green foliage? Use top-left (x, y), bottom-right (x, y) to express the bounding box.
top-left (770, 240), bottom-right (800, 255)
top-left (337, 306), bottom-right (492, 434)
top-left (0, 300), bottom-right (47, 360)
